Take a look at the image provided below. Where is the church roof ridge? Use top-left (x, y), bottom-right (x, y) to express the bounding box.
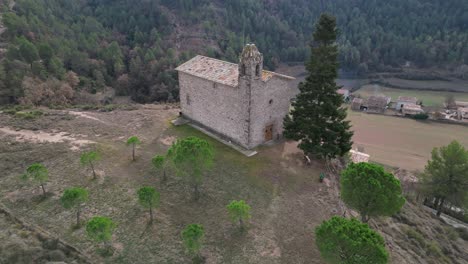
top-left (175, 55), bottom-right (294, 87)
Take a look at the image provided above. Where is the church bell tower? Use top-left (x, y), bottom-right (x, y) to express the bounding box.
top-left (238, 44), bottom-right (263, 80)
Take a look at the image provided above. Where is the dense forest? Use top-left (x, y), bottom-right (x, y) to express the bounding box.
top-left (0, 0), bottom-right (467, 104)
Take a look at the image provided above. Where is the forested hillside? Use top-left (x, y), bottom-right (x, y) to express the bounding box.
top-left (0, 0), bottom-right (467, 104)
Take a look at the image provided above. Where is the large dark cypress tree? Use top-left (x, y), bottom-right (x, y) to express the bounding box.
top-left (284, 13), bottom-right (353, 159)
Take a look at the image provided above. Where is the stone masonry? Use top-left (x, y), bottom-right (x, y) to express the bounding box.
top-left (175, 44), bottom-right (295, 149)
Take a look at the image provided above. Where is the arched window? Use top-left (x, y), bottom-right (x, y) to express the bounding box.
top-left (255, 64), bottom-right (260, 76)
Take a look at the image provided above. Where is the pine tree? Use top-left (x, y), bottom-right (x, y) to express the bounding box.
top-left (284, 13), bottom-right (353, 159)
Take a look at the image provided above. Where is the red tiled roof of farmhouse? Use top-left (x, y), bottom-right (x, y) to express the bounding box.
top-left (337, 88), bottom-right (349, 95)
top-left (175, 55), bottom-right (294, 87)
top-left (397, 96), bottom-right (418, 103)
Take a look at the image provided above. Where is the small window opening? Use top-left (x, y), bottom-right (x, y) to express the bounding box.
top-left (255, 64), bottom-right (260, 76)
top-left (269, 99), bottom-right (273, 105)
top-left (186, 94), bottom-right (191, 105)
top-left (241, 64), bottom-right (246, 75)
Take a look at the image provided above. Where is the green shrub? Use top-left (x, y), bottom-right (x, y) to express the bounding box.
top-left (14, 110), bottom-right (43, 119)
top-left (444, 227), bottom-right (459, 241)
top-left (405, 227), bottom-right (426, 247)
top-left (412, 113), bottom-right (429, 120)
top-left (456, 228), bottom-right (468, 241)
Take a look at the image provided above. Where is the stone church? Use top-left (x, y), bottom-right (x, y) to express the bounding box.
top-left (176, 44), bottom-right (295, 149)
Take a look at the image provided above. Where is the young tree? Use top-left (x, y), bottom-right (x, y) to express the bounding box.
top-left (86, 216), bottom-right (116, 253)
top-left (80, 150), bottom-right (100, 179)
top-left (167, 137), bottom-right (214, 200)
top-left (181, 224), bottom-right (204, 261)
top-left (152, 155), bottom-right (167, 182)
top-left (126, 136), bottom-right (141, 161)
top-left (60, 187), bottom-right (89, 226)
top-left (315, 216), bottom-right (388, 264)
top-left (421, 140), bottom-right (468, 216)
top-left (226, 200), bottom-right (251, 229)
top-left (22, 163), bottom-right (49, 197)
top-left (284, 13), bottom-right (353, 159)
top-left (341, 162), bottom-right (405, 222)
top-left (137, 186), bottom-right (160, 223)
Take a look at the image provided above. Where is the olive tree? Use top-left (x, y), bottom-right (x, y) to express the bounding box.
top-left (341, 162), bottom-right (405, 222)
top-left (227, 200), bottom-right (251, 229)
top-left (60, 187), bottom-right (88, 226)
top-left (421, 140), bottom-right (468, 216)
top-left (80, 150), bottom-right (100, 179)
top-left (126, 136), bottom-right (141, 161)
top-left (315, 216), bottom-right (388, 264)
top-left (137, 186), bottom-right (160, 223)
top-left (22, 163), bottom-right (49, 197)
top-left (167, 136), bottom-right (214, 200)
top-left (181, 224), bottom-right (204, 261)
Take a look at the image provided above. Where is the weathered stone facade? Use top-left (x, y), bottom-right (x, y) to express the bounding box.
top-left (176, 44), bottom-right (294, 149)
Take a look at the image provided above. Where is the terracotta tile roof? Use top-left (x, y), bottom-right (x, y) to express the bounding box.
top-left (337, 88), bottom-right (349, 95)
top-left (403, 103), bottom-right (423, 111)
top-left (175, 55), bottom-right (294, 87)
top-left (350, 149), bottom-right (370, 163)
top-left (397, 96), bottom-right (418, 104)
top-left (367, 95), bottom-right (390, 108)
top-left (352, 98), bottom-right (364, 104)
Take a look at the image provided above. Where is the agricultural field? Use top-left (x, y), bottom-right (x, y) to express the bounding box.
top-left (348, 110), bottom-right (468, 171)
top-left (353, 84), bottom-right (468, 107)
top-left (0, 105), bottom-right (467, 263)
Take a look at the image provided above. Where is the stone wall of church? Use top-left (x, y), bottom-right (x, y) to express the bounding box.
top-left (178, 72), bottom-right (250, 147)
top-left (248, 77), bottom-right (293, 148)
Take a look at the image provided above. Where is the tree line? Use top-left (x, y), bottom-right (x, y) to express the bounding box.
top-left (1, 0), bottom-right (468, 105)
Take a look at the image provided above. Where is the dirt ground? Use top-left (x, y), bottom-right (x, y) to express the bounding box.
top-left (348, 110), bottom-right (468, 172)
top-left (0, 105), bottom-right (467, 263)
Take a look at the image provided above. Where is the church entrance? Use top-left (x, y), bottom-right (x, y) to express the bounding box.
top-left (264, 124), bottom-right (273, 142)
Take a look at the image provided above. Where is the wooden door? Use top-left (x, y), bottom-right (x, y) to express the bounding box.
top-left (264, 124), bottom-right (273, 141)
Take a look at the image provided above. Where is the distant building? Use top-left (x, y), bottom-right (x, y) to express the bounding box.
top-left (396, 96), bottom-right (418, 111)
top-left (456, 101), bottom-right (468, 108)
top-left (367, 95), bottom-right (390, 113)
top-left (337, 88), bottom-right (350, 102)
top-left (457, 107), bottom-right (468, 120)
top-left (350, 149), bottom-right (370, 163)
top-left (351, 98), bottom-right (364, 111)
top-left (402, 103), bottom-right (424, 116)
top-left (176, 44), bottom-right (295, 150)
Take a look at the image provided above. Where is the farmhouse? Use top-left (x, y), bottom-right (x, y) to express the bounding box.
top-left (351, 97), bottom-right (364, 110)
top-left (402, 103), bottom-right (424, 116)
top-left (366, 95), bottom-right (390, 113)
top-left (396, 96), bottom-right (418, 111)
top-left (176, 44), bottom-right (295, 149)
top-left (337, 88), bottom-right (350, 102)
top-left (457, 107), bottom-right (468, 120)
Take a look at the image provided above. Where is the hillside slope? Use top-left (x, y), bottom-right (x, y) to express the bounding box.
top-left (0, 0), bottom-right (467, 104)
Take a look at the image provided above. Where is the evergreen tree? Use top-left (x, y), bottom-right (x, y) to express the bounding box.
top-left (284, 14), bottom-right (353, 160)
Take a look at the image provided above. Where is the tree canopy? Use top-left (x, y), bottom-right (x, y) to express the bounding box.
top-left (315, 216), bottom-right (388, 264)
top-left (23, 163), bottom-right (49, 196)
top-left (284, 13), bottom-right (353, 159)
top-left (61, 187), bottom-right (89, 226)
top-left (137, 186), bottom-right (160, 223)
top-left (226, 200), bottom-right (251, 229)
top-left (340, 162), bottom-right (405, 222)
top-left (2, 0), bottom-right (468, 104)
top-left (86, 216), bottom-right (116, 244)
top-left (80, 150), bottom-right (100, 179)
top-left (167, 136), bottom-right (214, 200)
top-left (421, 140), bottom-right (468, 216)
top-left (181, 224), bottom-right (204, 258)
